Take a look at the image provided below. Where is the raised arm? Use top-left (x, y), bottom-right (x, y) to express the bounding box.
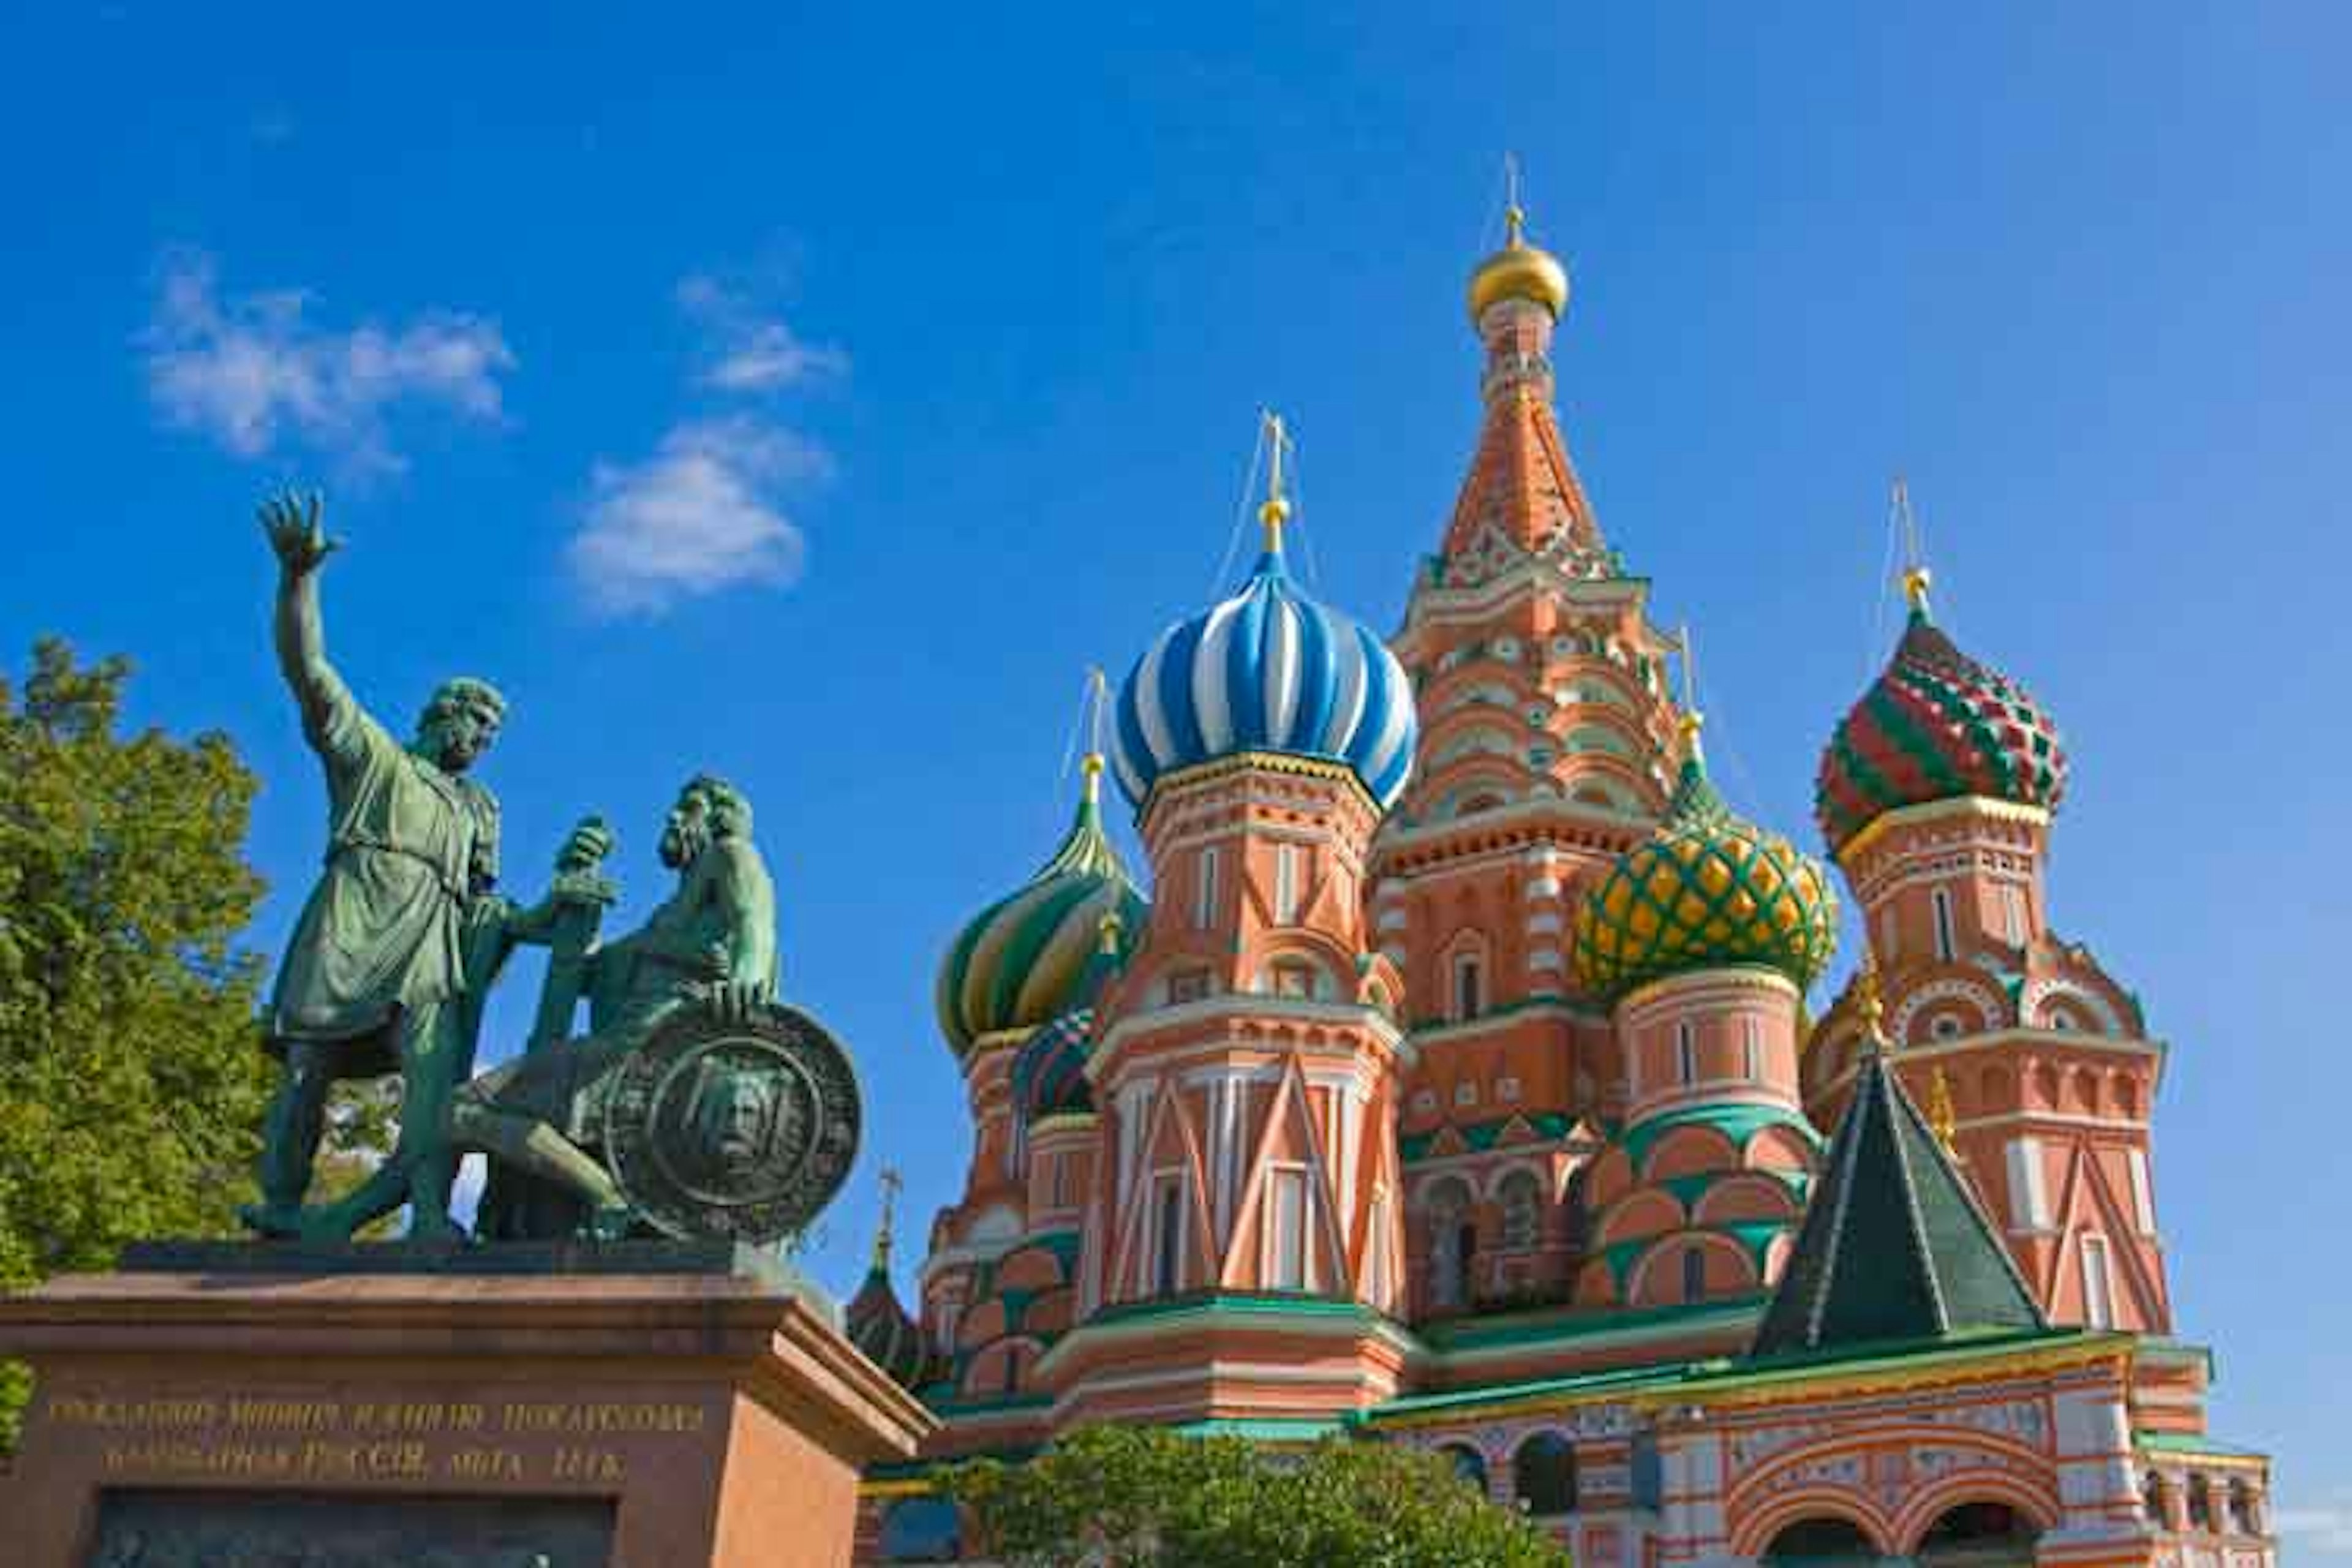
top-left (258, 491), bottom-right (346, 737)
top-left (709, 838), bottom-right (780, 994)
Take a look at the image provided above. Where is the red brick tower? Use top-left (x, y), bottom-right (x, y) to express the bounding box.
top-left (1367, 202), bottom-right (1684, 1319)
top-left (1807, 536), bottom-right (2171, 1334)
top-left (1054, 417), bottom-right (1420, 1427)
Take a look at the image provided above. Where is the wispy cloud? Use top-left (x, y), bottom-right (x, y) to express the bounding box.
top-left (568, 417), bottom-right (829, 619)
top-left (2279, 1493), bottom-right (2352, 1555)
top-left (677, 273), bottom-right (846, 393)
top-left (141, 251), bottom-right (514, 472)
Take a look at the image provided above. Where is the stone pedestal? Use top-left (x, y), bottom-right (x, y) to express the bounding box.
top-left (0, 1242), bottom-right (935, 1568)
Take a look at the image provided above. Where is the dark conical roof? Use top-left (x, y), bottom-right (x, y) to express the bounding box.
top-left (1752, 1038), bottom-right (2045, 1357)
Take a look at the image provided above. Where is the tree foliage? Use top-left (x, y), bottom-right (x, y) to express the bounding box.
top-left (0, 640), bottom-right (281, 1447)
top-left (944, 1424), bottom-right (1572, 1568)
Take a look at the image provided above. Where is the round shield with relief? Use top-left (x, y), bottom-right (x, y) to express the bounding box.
top-left (602, 998), bottom-right (861, 1245)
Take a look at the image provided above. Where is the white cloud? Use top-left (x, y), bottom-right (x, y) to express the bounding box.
top-left (2280, 1494), bottom-right (2352, 1555)
top-left (142, 252), bottom-right (514, 472)
top-left (568, 417), bottom-right (828, 619)
top-left (677, 273), bottom-right (846, 393)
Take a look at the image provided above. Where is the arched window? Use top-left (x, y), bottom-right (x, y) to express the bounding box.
top-left (1153, 1178), bottom-right (1185, 1295)
top-left (2188, 1475), bottom-right (2214, 1531)
top-left (2141, 1470), bottom-right (2166, 1526)
top-left (2227, 1478), bottom-right (2256, 1535)
top-left (1680, 1244), bottom-right (1706, 1303)
top-left (1439, 1444), bottom-right (1488, 1496)
top-left (1917, 1500), bottom-right (2041, 1562)
top-left (878, 1496), bottom-right (962, 1562)
top-left (1931, 885), bottom-right (1956, 960)
top-left (1426, 1179), bottom-right (1474, 1310)
top-left (1762, 1517), bottom-right (1875, 1564)
top-left (1498, 1170), bottom-right (1541, 1250)
top-left (1455, 953), bottom-right (1485, 1021)
top-left (1511, 1431), bottom-right (1577, 1517)
top-left (1676, 1021), bottom-right (1697, 1085)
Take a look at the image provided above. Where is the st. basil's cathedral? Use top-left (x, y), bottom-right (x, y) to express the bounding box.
top-left (844, 200), bottom-right (2275, 1567)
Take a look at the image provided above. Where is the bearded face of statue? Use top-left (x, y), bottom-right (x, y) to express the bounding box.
top-left (414, 679), bottom-right (505, 774)
top-left (659, 788), bottom-right (714, 869)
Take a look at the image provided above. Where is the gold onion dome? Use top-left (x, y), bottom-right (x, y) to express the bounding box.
top-left (935, 756), bottom-right (1149, 1061)
top-left (1467, 204), bottom-right (1569, 323)
top-left (1573, 723), bottom-right (1838, 1003)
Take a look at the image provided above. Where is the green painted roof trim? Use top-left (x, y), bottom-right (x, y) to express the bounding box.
top-left (1417, 1292), bottom-right (1766, 1354)
top-left (1083, 1291), bottom-right (1397, 1330)
top-left (1400, 1110), bottom-right (1575, 1162)
top-left (2136, 1431), bottom-right (2264, 1458)
top-left (1619, 1100), bottom-right (1822, 1171)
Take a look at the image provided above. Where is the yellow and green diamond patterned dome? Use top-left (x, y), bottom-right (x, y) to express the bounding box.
top-left (936, 756), bottom-right (1149, 1061)
top-left (1574, 733), bottom-right (1837, 1003)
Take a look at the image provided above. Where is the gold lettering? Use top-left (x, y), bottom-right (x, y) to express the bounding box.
top-left (445, 1446), bottom-right (526, 1482)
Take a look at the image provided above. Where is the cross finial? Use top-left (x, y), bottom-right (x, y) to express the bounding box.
top-left (1677, 622), bottom-right (1705, 755)
top-left (1079, 667), bottom-right (1109, 804)
top-left (1259, 409), bottom-right (1292, 552)
top-left (1504, 153), bottom-right (1526, 244)
top-left (872, 1166), bottom-right (903, 1270)
top-left (1893, 477), bottom-right (1932, 616)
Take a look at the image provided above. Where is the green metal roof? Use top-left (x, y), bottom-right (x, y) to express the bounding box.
top-left (1619, 1100), bottom-right (1822, 1172)
top-left (1752, 1041), bottom-right (2045, 1357)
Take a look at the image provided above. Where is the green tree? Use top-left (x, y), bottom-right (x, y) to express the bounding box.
top-left (0, 640), bottom-right (281, 1447)
top-left (944, 1424), bottom-right (1572, 1568)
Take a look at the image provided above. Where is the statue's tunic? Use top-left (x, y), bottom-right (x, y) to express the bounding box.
top-left (266, 671), bottom-right (499, 1075)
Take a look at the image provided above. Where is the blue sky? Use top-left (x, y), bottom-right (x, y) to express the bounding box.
top-left (5, 2), bottom-right (2346, 1544)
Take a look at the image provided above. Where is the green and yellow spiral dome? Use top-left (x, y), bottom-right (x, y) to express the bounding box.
top-left (1573, 726), bottom-right (1837, 1003)
top-left (936, 756), bottom-right (1149, 1061)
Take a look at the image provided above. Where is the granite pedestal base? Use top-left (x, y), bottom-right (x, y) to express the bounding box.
top-left (0, 1243), bottom-right (935, 1568)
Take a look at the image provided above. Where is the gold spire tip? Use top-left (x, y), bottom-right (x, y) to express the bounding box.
top-left (872, 1166), bottom-right (903, 1270)
top-left (1856, 960), bottom-right (1889, 1047)
top-left (1096, 907), bottom-right (1125, 952)
top-left (1080, 751), bottom-right (1104, 802)
top-left (1902, 564), bottom-right (1934, 614)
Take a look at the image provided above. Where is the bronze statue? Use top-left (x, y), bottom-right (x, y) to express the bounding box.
top-left (240, 491), bottom-right (858, 1250)
top-left (243, 494), bottom-right (518, 1241)
top-left (446, 775), bottom-right (784, 1241)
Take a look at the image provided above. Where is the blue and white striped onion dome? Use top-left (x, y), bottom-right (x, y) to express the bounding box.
top-left (935, 782), bottom-right (1148, 1061)
top-left (1111, 545), bottom-right (1418, 812)
top-left (1012, 1008), bottom-right (1097, 1123)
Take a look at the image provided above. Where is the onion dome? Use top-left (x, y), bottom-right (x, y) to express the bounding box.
top-left (1009, 911), bottom-right (1127, 1122)
top-left (1815, 569), bottom-right (2068, 856)
top-left (845, 1180), bottom-right (929, 1389)
top-left (1012, 1008), bottom-right (1096, 1122)
top-left (1573, 720), bottom-right (1838, 1003)
top-left (1467, 202), bottom-right (1569, 323)
top-left (1111, 413), bottom-right (1418, 813)
top-left (936, 756), bottom-right (1148, 1060)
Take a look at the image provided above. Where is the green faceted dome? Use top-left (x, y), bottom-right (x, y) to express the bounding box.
top-left (935, 760), bottom-right (1149, 1060)
top-left (1573, 736), bottom-right (1838, 1003)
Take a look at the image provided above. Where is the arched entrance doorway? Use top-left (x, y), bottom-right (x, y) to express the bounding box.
top-left (1913, 1499), bottom-right (2041, 1566)
top-left (1761, 1515), bottom-right (1888, 1566)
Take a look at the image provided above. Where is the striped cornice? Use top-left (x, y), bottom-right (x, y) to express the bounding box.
top-left (1834, 793), bottom-right (2051, 869)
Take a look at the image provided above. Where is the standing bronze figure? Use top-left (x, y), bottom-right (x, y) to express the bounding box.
top-left (241, 492), bottom-right (510, 1242)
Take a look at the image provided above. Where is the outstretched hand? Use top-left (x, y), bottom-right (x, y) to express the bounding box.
top-left (260, 491), bottom-right (341, 576)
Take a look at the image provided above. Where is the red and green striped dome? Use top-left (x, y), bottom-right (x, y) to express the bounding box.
top-left (1817, 607), bottom-right (2068, 855)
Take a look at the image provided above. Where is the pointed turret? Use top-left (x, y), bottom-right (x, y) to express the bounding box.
top-left (1445, 192), bottom-right (1605, 568)
top-left (845, 1169), bottom-right (930, 1390)
top-left (1755, 968), bottom-right (2046, 1357)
